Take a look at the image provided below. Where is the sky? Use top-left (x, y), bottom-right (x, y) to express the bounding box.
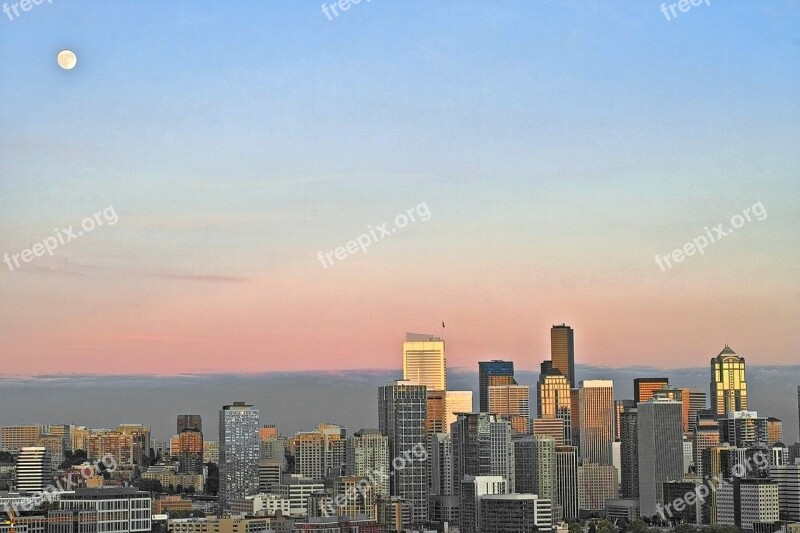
top-left (0, 1), bottom-right (799, 376)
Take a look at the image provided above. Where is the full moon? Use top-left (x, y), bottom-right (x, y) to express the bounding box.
top-left (57, 50), bottom-right (77, 70)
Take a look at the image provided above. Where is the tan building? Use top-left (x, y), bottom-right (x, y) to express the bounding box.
top-left (488, 385), bottom-right (530, 432)
top-left (579, 380), bottom-right (615, 465)
top-left (87, 432), bottom-right (134, 465)
top-left (402, 332), bottom-right (445, 391)
top-left (153, 495), bottom-right (192, 514)
top-left (291, 425), bottom-right (345, 483)
top-left (711, 346), bottom-right (747, 417)
top-left (445, 391), bottom-right (473, 432)
top-left (1, 425), bottom-right (42, 452)
top-left (142, 464), bottom-right (205, 493)
top-left (577, 463), bottom-right (618, 513)
top-left (532, 418), bottom-right (565, 446)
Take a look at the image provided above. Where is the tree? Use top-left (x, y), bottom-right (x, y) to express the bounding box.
top-left (134, 479), bottom-right (163, 493)
top-left (568, 522), bottom-right (583, 533)
top-left (596, 520), bottom-right (616, 533)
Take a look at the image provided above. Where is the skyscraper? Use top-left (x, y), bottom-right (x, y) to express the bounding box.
top-left (619, 407), bottom-right (638, 499)
top-left (637, 397), bottom-right (684, 518)
top-left (445, 390), bottom-right (473, 432)
top-left (555, 445), bottom-right (579, 520)
top-left (694, 410), bottom-right (720, 479)
top-left (551, 324), bottom-right (575, 388)
top-left (710, 345), bottom-right (747, 417)
top-left (578, 380), bottom-right (615, 465)
top-left (346, 429), bottom-right (390, 497)
top-left (15, 446), bottom-right (51, 492)
top-left (459, 476), bottom-right (506, 533)
top-left (451, 413), bottom-right (514, 494)
top-left (177, 415), bottom-right (202, 434)
top-left (633, 377), bottom-right (669, 404)
top-left (479, 360), bottom-right (516, 412)
top-left (537, 363), bottom-right (572, 444)
top-left (218, 402), bottom-right (260, 513)
top-left (402, 333), bottom-right (445, 391)
top-left (680, 387), bottom-right (708, 434)
top-left (378, 380), bottom-right (428, 524)
top-left (533, 435), bottom-right (558, 519)
top-left (488, 384), bottom-right (530, 431)
top-left (171, 428), bottom-right (204, 474)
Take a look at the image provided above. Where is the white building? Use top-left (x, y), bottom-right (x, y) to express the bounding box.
top-left (271, 474), bottom-right (324, 516)
top-left (716, 479), bottom-right (779, 531)
top-left (15, 447), bottom-right (51, 493)
top-left (59, 487), bottom-right (152, 533)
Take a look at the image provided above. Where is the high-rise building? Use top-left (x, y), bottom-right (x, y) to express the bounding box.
top-left (346, 429), bottom-right (389, 497)
top-left (86, 431), bottom-right (134, 465)
top-left (634, 378), bottom-right (669, 404)
top-left (680, 388), bottom-right (707, 434)
top-left (614, 400), bottom-right (635, 441)
top-left (15, 446), bottom-right (51, 492)
top-left (767, 417), bottom-right (783, 446)
top-left (116, 424), bottom-right (151, 465)
top-left (402, 333), bottom-right (445, 391)
top-left (578, 380), bottom-right (614, 465)
top-left (719, 411), bottom-right (768, 447)
top-left (259, 425), bottom-right (278, 441)
top-left (480, 494), bottom-right (553, 532)
top-left (694, 410), bottom-right (720, 479)
top-left (577, 463), bottom-right (618, 514)
top-left (1, 426), bottom-right (43, 452)
top-left (710, 345), bottom-right (748, 417)
top-left (378, 380), bottom-right (428, 524)
top-left (445, 390), bottom-right (473, 432)
top-left (171, 428), bottom-right (204, 474)
top-left (488, 384), bottom-right (530, 432)
top-left (555, 445), bottom-right (579, 520)
top-left (428, 433), bottom-right (453, 498)
top-left (551, 324), bottom-right (575, 388)
top-left (177, 415), bottom-right (202, 434)
top-left (218, 402), bottom-right (260, 513)
top-left (533, 435), bottom-right (558, 519)
top-left (293, 424), bottom-right (346, 484)
top-left (637, 398), bottom-right (684, 518)
top-left (451, 413), bottom-right (514, 494)
top-left (537, 363), bottom-right (572, 444)
top-left (459, 475), bottom-right (505, 533)
top-left (425, 390), bottom-right (447, 434)
top-left (770, 464), bottom-right (800, 522)
top-left (619, 407), bottom-right (638, 499)
top-left (513, 435), bottom-right (536, 495)
top-left (532, 418), bottom-right (566, 447)
top-left (715, 478), bottom-right (779, 531)
top-left (203, 440), bottom-right (219, 463)
top-left (479, 360), bottom-right (515, 412)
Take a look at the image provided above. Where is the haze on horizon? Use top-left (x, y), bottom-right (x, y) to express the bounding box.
top-left (1, 1), bottom-right (798, 376)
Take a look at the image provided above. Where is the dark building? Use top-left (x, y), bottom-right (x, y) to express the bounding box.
top-left (478, 360), bottom-right (515, 412)
top-left (176, 415), bottom-right (202, 434)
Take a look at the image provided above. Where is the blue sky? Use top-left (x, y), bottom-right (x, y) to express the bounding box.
top-left (0, 1), bottom-right (798, 374)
